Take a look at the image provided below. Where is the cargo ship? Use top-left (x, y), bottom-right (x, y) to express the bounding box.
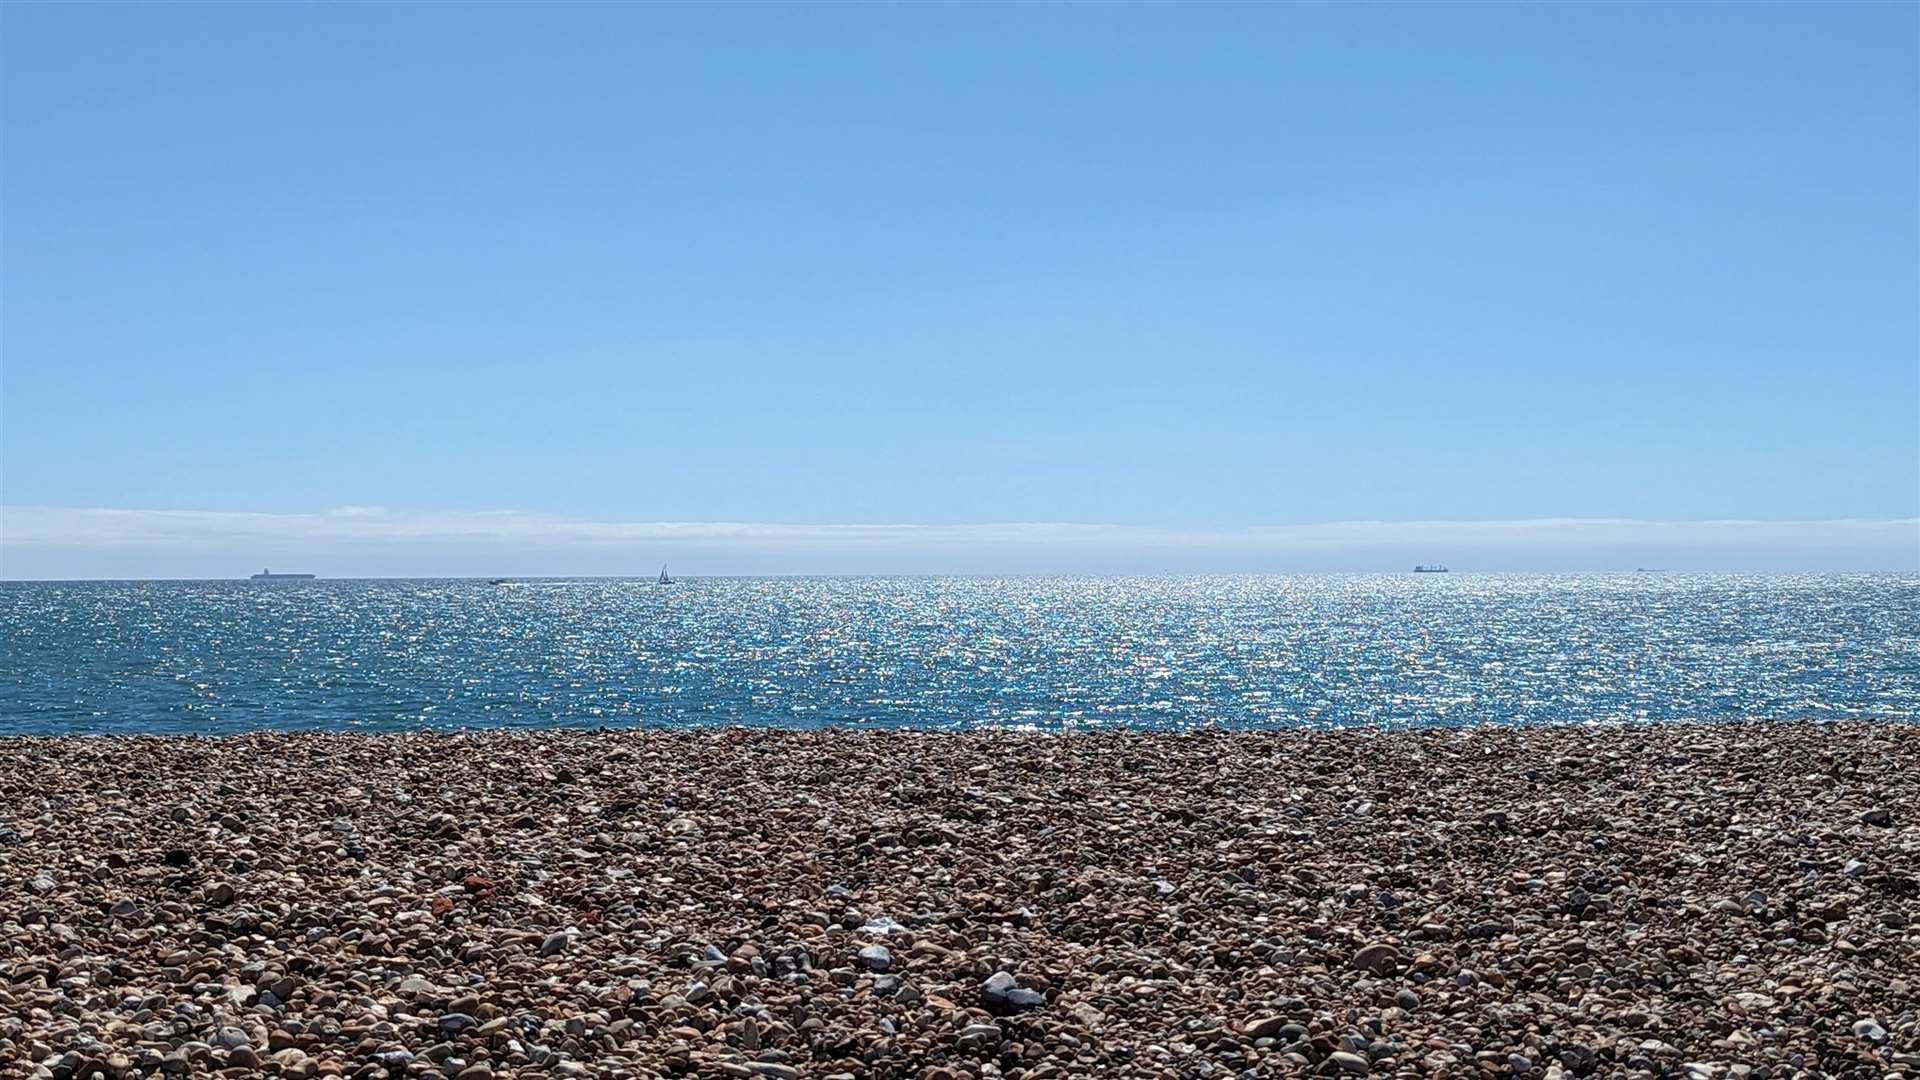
top-left (1413, 564), bottom-right (1449, 573)
top-left (249, 569), bottom-right (316, 581)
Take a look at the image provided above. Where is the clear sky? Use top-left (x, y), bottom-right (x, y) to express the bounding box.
top-left (2, 2), bottom-right (1916, 576)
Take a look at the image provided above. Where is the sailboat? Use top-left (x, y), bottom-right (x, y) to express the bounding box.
top-left (657, 564), bottom-right (672, 586)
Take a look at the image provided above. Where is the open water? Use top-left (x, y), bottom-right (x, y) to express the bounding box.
top-left (1, 574), bottom-right (1915, 734)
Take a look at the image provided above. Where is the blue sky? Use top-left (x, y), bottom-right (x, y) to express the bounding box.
top-left (2, 2), bottom-right (1916, 575)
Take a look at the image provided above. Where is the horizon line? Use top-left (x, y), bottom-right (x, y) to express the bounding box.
top-left (2, 504), bottom-right (1915, 577)
top-left (7, 569), bottom-right (1920, 584)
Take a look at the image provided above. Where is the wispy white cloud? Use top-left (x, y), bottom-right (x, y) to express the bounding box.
top-left (2, 504), bottom-right (1914, 552)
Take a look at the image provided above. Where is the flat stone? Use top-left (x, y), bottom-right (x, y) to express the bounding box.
top-left (1244, 1015), bottom-right (1289, 1040)
top-left (437, 1013), bottom-right (478, 1035)
top-left (1352, 942), bottom-right (1402, 974)
top-left (1004, 987), bottom-right (1045, 1010)
top-left (958, 1022), bottom-right (1003, 1048)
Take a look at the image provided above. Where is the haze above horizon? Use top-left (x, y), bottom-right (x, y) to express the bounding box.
top-left (2, 2), bottom-right (1915, 576)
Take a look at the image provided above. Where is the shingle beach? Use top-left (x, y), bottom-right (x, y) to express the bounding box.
top-left (2, 722), bottom-right (1914, 1079)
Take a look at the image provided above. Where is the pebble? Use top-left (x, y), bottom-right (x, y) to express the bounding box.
top-left (1244, 1015), bottom-right (1289, 1040)
top-left (976, 969), bottom-right (1044, 1013)
top-left (957, 1022), bottom-right (1004, 1049)
top-left (1005, 986), bottom-right (1046, 1010)
top-left (1351, 941), bottom-right (1401, 974)
top-left (436, 1013), bottom-right (477, 1035)
top-left (980, 970), bottom-right (1019, 1008)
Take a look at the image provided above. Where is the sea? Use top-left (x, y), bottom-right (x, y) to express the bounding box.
top-left (1, 574), bottom-right (1916, 735)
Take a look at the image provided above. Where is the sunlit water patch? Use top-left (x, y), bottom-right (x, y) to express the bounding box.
top-left (1, 575), bottom-right (1915, 733)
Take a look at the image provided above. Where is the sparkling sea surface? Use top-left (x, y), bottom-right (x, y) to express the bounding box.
top-left (1, 575), bottom-right (1916, 734)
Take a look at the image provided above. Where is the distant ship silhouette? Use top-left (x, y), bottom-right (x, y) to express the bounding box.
top-left (250, 568), bottom-right (315, 581)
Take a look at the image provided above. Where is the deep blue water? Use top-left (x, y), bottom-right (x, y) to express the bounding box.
top-left (1, 575), bottom-right (1916, 734)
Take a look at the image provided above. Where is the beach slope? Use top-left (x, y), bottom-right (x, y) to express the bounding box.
top-left (1, 722), bottom-right (1913, 1078)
